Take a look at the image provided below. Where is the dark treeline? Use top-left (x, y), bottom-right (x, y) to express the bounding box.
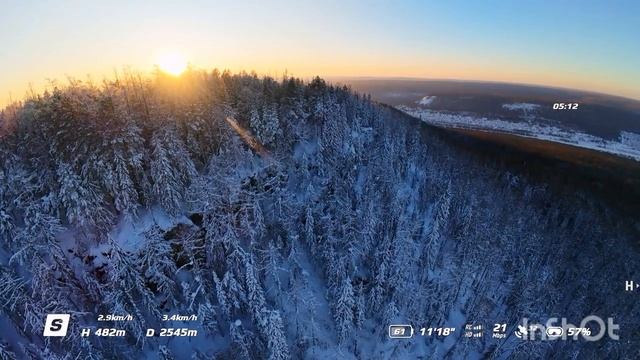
top-left (0, 70), bottom-right (638, 359)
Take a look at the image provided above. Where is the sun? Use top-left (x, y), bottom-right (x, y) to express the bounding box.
top-left (156, 52), bottom-right (188, 76)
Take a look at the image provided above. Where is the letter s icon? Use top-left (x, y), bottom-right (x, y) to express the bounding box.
top-left (43, 314), bottom-right (70, 337)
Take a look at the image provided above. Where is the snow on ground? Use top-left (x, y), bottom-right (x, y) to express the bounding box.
top-left (416, 96), bottom-right (436, 106)
top-left (110, 208), bottom-right (192, 252)
top-left (502, 103), bottom-right (540, 112)
top-left (285, 245), bottom-right (340, 358)
top-left (397, 106), bottom-right (640, 161)
top-left (621, 131), bottom-right (640, 151)
top-left (81, 208), bottom-right (194, 270)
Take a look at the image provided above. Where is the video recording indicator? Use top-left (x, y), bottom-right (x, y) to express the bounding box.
top-left (389, 316), bottom-right (619, 342)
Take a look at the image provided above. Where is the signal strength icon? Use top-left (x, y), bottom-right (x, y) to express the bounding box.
top-left (464, 324), bottom-right (483, 338)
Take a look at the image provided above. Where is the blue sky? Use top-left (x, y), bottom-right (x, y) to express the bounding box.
top-left (1, 0), bottom-right (638, 104)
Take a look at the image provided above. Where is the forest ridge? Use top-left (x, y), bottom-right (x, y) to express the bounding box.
top-left (0, 70), bottom-right (638, 359)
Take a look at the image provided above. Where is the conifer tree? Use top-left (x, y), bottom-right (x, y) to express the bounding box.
top-left (213, 271), bottom-right (231, 320)
top-left (150, 129), bottom-right (183, 214)
top-left (230, 320), bottom-right (252, 360)
top-left (139, 225), bottom-right (178, 305)
top-left (264, 310), bottom-right (290, 360)
top-left (56, 161), bottom-right (111, 228)
top-left (335, 277), bottom-right (355, 344)
top-left (244, 257), bottom-right (267, 324)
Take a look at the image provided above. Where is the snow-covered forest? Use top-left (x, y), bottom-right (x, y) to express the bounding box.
top-left (0, 71), bottom-right (638, 359)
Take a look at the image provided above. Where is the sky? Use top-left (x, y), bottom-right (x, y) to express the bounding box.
top-left (1, 0), bottom-right (639, 106)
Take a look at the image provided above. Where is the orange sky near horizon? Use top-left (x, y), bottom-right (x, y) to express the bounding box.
top-left (1, 1), bottom-right (639, 108)
top-left (2, 53), bottom-right (636, 109)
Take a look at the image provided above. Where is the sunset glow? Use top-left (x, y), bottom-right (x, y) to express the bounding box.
top-left (156, 52), bottom-right (188, 76)
top-left (1, 1), bottom-right (639, 107)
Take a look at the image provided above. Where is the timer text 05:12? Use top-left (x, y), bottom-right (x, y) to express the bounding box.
top-left (553, 103), bottom-right (578, 110)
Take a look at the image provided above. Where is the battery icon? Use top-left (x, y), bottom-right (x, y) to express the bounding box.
top-left (388, 325), bottom-right (414, 339)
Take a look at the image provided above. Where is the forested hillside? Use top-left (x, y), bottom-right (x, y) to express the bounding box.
top-left (0, 71), bottom-right (638, 359)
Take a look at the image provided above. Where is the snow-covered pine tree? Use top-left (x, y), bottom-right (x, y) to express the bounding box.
top-left (264, 310), bottom-right (290, 360)
top-left (0, 268), bottom-right (25, 315)
top-left (230, 320), bottom-right (252, 360)
top-left (56, 161), bottom-right (111, 229)
top-left (212, 271), bottom-right (231, 320)
top-left (354, 283), bottom-right (366, 330)
top-left (263, 103), bottom-right (281, 146)
top-left (158, 345), bottom-right (175, 360)
top-left (138, 224), bottom-right (178, 306)
top-left (89, 93), bottom-right (145, 219)
top-left (0, 178), bottom-right (15, 243)
top-left (197, 300), bottom-right (218, 336)
top-left (225, 268), bottom-right (247, 312)
top-left (150, 126), bottom-right (196, 214)
top-left (163, 125), bottom-right (197, 188)
top-left (244, 256), bottom-right (267, 324)
top-left (24, 254), bottom-right (79, 338)
top-left (425, 181), bottom-right (452, 270)
top-left (369, 261), bottom-right (386, 313)
top-left (265, 241), bottom-right (283, 297)
top-left (304, 207), bottom-right (317, 254)
top-left (240, 199), bottom-right (265, 244)
top-left (249, 106), bottom-right (262, 140)
top-left (383, 300), bottom-right (399, 328)
top-left (334, 277), bottom-right (355, 344)
top-left (11, 201), bottom-right (64, 265)
top-left (150, 128), bottom-right (182, 214)
top-left (105, 238), bottom-right (157, 344)
top-left (250, 103), bottom-right (281, 147)
top-left (109, 147), bottom-right (140, 219)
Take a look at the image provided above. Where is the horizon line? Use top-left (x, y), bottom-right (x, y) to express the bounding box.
top-left (3, 69), bottom-right (640, 108)
top-left (324, 75), bottom-right (640, 103)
